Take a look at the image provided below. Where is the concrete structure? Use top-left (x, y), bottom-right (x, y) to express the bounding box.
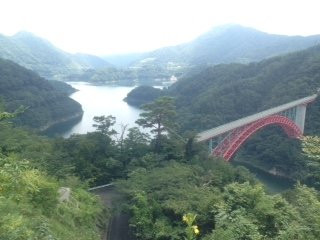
top-left (196, 94), bottom-right (317, 161)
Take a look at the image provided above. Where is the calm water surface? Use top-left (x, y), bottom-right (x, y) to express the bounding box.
top-left (232, 161), bottom-right (295, 194)
top-left (47, 82), bottom-right (293, 193)
top-left (55, 82), bottom-right (142, 137)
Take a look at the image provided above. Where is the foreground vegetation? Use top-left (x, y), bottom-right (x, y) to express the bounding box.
top-left (0, 113), bottom-right (104, 239)
top-left (126, 45), bottom-right (320, 182)
top-left (0, 58), bottom-right (82, 129)
top-left (2, 45), bottom-right (320, 238)
top-left (2, 93), bottom-right (320, 239)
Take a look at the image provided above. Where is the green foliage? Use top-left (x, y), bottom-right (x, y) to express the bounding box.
top-left (138, 44), bottom-right (320, 187)
top-left (0, 111), bottom-right (15, 121)
top-left (120, 158), bottom-right (320, 239)
top-left (53, 132), bottom-right (120, 185)
top-left (130, 192), bottom-right (156, 239)
top-left (48, 80), bottom-right (78, 95)
top-left (118, 160), bottom-right (260, 239)
top-left (0, 110), bottom-right (106, 239)
top-left (168, 47), bottom-right (320, 132)
top-left (183, 213), bottom-right (200, 240)
top-left (67, 65), bottom-right (172, 85)
top-left (124, 85), bottom-right (163, 107)
top-left (92, 115), bottom-right (117, 136)
top-left (122, 127), bottom-right (151, 168)
top-left (50, 117), bottom-right (152, 185)
top-left (0, 154), bottom-right (103, 240)
top-left (236, 126), bottom-right (306, 179)
top-left (136, 25), bottom-right (320, 69)
top-left (0, 58), bottom-right (83, 129)
top-left (0, 32), bottom-right (110, 80)
top-left (303, 136), bottom-right (320, 162)
top-left (301, 136), bottom-right (320, 188)
top-left (136, 96), bottom-right (177, 152)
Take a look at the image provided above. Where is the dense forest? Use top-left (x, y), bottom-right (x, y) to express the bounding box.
top-left (0, 58), bottom-right (83, 129)
top-left (2, 23), bottom-right (320, 239)
top-left (2, 94), bottom-right (320, 239)
top-left (0, 31), bottom-right (111, 80)
top-left (127, 24), bottom-right (320, 69)
top-left (66, 65), bottom-right (176, 85)
top-left (125, 45), bottom-right (320, 183)
top-left (2, 25), bottom-right (320, 85)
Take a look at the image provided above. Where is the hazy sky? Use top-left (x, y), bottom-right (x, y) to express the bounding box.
top-left (0, 0), bottom-right (319, 55)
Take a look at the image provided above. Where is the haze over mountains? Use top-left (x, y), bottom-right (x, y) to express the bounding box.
top-left (126, 44), bottom-right (320, 132)
top-left (106, 24), bottom-right (320, 68)
top-left (1, 24), bottom-right (320, 83)
top-left (0, 31), bottom-right (111, 80)
top-left (0, 58), bottom-right (83, 129)
top-left (2, 18), bottom-right (320, 240)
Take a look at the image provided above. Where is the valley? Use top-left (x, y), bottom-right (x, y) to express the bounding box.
top-left (1, 18), bottom-right (320, 240)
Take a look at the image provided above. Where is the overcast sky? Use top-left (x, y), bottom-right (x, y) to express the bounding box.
top-left (0, 0), bottom-right (319, 55)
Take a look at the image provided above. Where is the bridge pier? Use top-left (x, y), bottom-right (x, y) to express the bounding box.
top-left (197, 94), bottom-right (317, 161)
top-left (295, 104), bottom-right (307, 134)
top-left (208, 138), bottom-right (213, 154)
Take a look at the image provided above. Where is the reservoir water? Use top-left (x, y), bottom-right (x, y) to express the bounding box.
top-left (232, 161), bottom-right (295, 194)
top-left (46, 82), bottom-right (142, 138)
top-left (46, 82), bottom-right (293, 193)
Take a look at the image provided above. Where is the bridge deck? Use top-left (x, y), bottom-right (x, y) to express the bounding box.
top-left (196, 94), bottom-right (317, 142)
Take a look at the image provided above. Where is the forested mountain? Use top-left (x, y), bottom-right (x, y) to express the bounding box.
top-left (0, 31), bottom-right (111, 80)
top-left (102, 52), bottom-right (144, 67)
top-left (166, 45), bottom-right (320, 131)
top-left (72, 53), bottom-right (112, 68)
top-left (2, 46), bottom-right (320, 239)
top-left (127, 44), bottom-right (320, 129)
top-left (0, 58), bottom-right (83, 129)
top-left (3, 25), bottom-right (319, 85)
top-left (125, 45), bottom-right (320, 180)
top-left (67, 65), bottom-right (174, 85)
top-left (129, 24), bottom-right (320, 69)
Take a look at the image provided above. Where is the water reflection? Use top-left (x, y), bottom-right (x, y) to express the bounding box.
top-left (45, 82), bottom-right (142, 138)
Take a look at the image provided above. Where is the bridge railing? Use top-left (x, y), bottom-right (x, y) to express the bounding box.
top-left (197, 94), bottom-right (317, 142)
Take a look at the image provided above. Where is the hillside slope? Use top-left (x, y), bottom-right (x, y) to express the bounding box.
top-left (0, 58), bottom-right (83, 129)
top-left (166, 45), bottom-right (320, 131)
top-left (131, 25), bottom-right (320, 68)
top-left (0, 32), bottom-right (111, 80)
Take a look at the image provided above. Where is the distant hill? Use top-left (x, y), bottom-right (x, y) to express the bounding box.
top-left (130, 24), bottom-right (320, 68)
top-left (0, 58), bottom-right (83, 129)
top-left (72, 53), bottom-right (113, 69)
top-left (167, 45), bottom-right (320, 132)
top-left (126, 45), bottom-right (320, 132)
top-left (125, 44), bottom-right (320, 181)
top-left (0, 31), bottom-right (111, 80)
top-left (102, 53), bottom-right (144, 67)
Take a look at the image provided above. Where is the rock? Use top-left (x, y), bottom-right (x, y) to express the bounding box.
top-left (58, 187), bottom-right (71, 202)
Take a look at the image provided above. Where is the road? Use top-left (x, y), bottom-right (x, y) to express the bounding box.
top-left (92, 186), bottom-right (134, 240)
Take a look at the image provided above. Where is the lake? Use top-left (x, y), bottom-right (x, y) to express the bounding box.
top-left (46, 82), bottom-right (293, 193)
top-left (232, 161), bottom-right (295, 194)
top-left (45, 82), bottom-right (143, 137)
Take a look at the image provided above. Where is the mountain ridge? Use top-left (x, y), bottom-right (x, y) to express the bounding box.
top-left (0, 57), bottom-right (83, 129)
top-left (138, 24), bottom-right (320, 66)
top-left (0, 32), bottom-right (112, 80)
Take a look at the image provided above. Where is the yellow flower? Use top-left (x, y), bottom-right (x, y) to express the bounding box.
top-left (182, 214), bottom-right (188, 223)
top-left (192, 225), bottom-right (200, 235)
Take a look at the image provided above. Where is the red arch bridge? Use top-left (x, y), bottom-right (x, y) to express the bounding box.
top-left (196, 94), bottom-right (318, 161)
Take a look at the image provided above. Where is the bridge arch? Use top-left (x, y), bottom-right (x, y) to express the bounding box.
top-left (213, 115), bottom-right (302, 161)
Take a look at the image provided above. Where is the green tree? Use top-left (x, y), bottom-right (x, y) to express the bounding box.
top-left (302, 136), bottom-right (320, 163)
top-left (92, 115), bottom-right (117, 136)
top-left (183, 213), bottom-right (200, 240)
top-left (122, 127), bottom-right (150, 168)
top-left (0, 106), bottom-right (26, 121)
top-left (302, 136), bottom-right (320, 189)
top-left (136, 97), bottom-right (177, 152)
